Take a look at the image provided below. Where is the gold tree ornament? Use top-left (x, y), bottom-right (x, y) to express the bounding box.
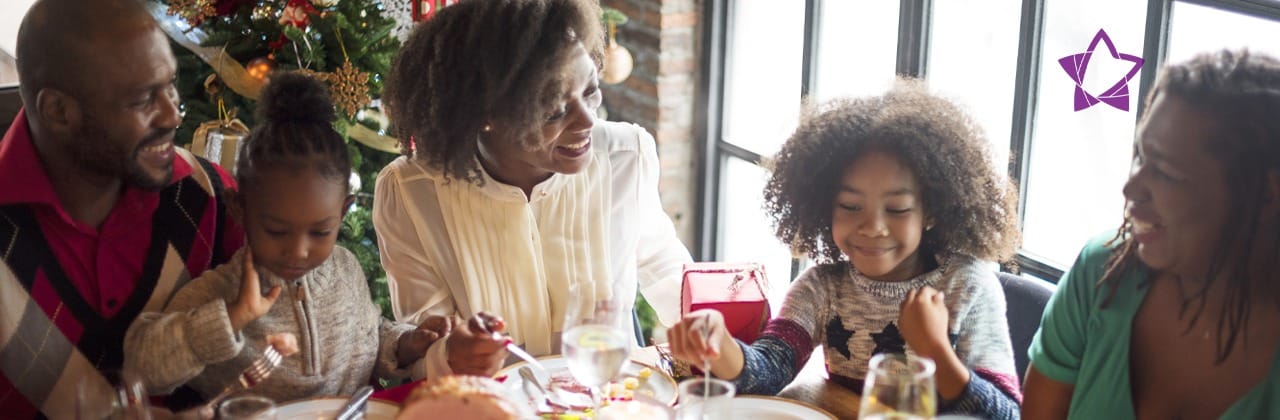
top-left (295, 68), bottom-right (332, 84)
top-left (330, 59), bottom-right (371, 118)
top-left (167, 0), bottom-right (217, 25)
top-left (190, 75), bottom-right (250, 170)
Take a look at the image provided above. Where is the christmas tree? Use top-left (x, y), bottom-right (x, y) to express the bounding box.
top-left (154, 0), bottom-right (413, 318)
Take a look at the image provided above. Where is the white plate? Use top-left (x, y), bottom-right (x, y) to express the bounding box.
top-left (726, 396), bottom-right (836, 420)
top-left (495, 356), bottom-right (678, 412)
top-left (274, 397), bottom-right (400, 420)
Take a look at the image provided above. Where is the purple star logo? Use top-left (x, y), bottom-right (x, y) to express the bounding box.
top-left (1059, 29), bottom-right (1144, 111)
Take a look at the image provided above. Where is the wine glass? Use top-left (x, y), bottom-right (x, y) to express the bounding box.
top-left (76, 370), bottom-right (152, 420)
top-left (858, 353), bottom-right (937, 420)
top-left (560, 280), bottom-right (631, 413)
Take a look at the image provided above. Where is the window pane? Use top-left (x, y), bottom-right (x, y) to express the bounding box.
top-left (1168, 2), bottom-right (1280, 63)
top-left (813, 0), bottom-right (900, 103)
top-left (1021, 0), bottom-right (1147, 267)
top-left (721, 1), bottom-right (805, 158)
top-left (0, 0), bottom-right (32, 87)
top-left (720, 157), bottom-right (795, 309)
top-left (928, 0), bottom-right (1022, 174)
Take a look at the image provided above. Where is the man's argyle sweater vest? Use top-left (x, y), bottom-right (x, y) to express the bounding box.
top-left (0, 151), bottom-right (234, 419)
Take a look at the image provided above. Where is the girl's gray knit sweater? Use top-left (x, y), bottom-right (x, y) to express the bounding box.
top-left (124, 247), bottom-right (417, 403)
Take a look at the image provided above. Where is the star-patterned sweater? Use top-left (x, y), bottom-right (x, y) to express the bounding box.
top-left (730, 256), bottom-right (1021, 419)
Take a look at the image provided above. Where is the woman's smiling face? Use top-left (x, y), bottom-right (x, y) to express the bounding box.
top-left (1124, 93), bottom-right (1231, 276)
top-left (478, 44), bottom-right (602, 191)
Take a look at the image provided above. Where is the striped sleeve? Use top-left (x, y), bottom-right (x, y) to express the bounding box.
top-left (730, 267), bottom-right (829, 395)
top-left (939, 369), bottom-right (1021, 419)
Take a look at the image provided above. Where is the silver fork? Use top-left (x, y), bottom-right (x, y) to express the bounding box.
top-left (203, 346), bottom-right (283, 412)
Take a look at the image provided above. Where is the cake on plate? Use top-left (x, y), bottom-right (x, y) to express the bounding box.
top-left (396, 375), bottom-right (530, 420)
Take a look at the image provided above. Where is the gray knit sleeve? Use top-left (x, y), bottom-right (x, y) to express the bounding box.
top-left (123, 251), bottom-right (246, 394)
top-left (937, 261), bottom-right (1022, 418)
top-left (949, 262), bottom-right (1021, 398)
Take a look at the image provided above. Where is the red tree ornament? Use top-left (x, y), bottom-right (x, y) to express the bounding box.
top-left (280, 0), bottom-right (318, 29)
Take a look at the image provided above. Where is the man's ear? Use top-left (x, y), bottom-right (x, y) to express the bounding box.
top-left (342, 194), bottom-right (356, 218)
top-left (35, 89), bottom-right (81, 135)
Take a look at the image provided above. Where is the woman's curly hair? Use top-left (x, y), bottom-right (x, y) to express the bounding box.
top-left (384, 0), bottom-right (603, 184)
top-left (764, 79), bottom-right (1020, 265)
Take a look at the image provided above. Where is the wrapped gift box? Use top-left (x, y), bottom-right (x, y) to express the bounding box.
top-left (680, 262), bottom-right (770, 344)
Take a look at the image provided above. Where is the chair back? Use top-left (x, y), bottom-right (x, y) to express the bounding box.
top-left (0, 85), bottom-right (20, 127)
top-left (997, 272), bottom-right (1056, 378)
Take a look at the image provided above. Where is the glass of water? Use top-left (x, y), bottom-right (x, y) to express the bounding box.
top-left (858, 353), bottom-right (937, 420)
top-left (560, 280), bottom-right (631, 413)
top-left (675, 377), bottom-right (735, 420)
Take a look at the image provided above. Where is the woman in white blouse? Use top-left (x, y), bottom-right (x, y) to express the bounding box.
top-left (376, 0), bottom-right (693, 378)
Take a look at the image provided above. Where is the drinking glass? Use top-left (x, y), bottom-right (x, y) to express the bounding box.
top-left (218, 395), bottom-right (277, 420)
top-left (675, 377), bottom-right (735, 420)
top-left (596, 396), bottom-right (677, 420)
top-left (560, 281), bottom-right (631, 413)
top-left (76, 370), bottom-right (152, 420)
top-left (858, 353), bottom-right (937, 420)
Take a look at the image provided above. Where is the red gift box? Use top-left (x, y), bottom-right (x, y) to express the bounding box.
top-left (680, 263), bottom-right (771, 344)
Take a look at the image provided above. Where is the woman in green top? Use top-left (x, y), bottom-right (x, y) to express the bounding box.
top-left (1023, 49), bottom-right (1280, 419)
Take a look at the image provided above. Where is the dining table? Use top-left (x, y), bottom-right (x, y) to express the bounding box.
top-left (364, 343), bottom-right (863, 419)
top-left (149, 346), bottom-right (862, 419)
top-left (630, 344), bottom-right (861, 419)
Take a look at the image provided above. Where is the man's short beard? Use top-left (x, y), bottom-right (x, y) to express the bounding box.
top-left (74, 115), bottom-right (173, 191)
top-left (126, 159), bottom-right (171, 191)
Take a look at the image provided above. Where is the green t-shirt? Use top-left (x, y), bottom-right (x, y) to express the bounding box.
top-left (1029, 235), bottom-right (1280, 419)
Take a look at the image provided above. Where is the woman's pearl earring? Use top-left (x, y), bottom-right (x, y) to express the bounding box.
top-left (482, 124), bottom-right (493, 132)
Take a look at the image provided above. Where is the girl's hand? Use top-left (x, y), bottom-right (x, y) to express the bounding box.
top-left (266, 332), bottom-right (300, 357)
top-left (666, 310), bottom-right (735, 372)
top-left (444, 312), bottom-right (509, 377)
top-left (229, 252), bottom-right (282, 332)
top-left (396, 315), bottom-right (456, 366)
top-left (897, 286), bottom-right (952, 358)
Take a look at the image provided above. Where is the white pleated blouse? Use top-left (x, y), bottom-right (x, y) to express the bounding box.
top-left (372, 121), bottom-right (692, 363)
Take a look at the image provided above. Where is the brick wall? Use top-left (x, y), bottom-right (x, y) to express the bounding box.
top-left (600, 0), bottom-right (701, 249)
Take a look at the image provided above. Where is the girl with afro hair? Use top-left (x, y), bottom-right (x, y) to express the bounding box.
top-left (668, 79), bottom-right (1022, 419)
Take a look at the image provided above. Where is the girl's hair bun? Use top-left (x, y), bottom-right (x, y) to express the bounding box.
top-left (257, 71), bottom-right (337, 125)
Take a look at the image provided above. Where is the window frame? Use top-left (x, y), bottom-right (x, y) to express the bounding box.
top-left (695, 0), bottom-right (1280, 282)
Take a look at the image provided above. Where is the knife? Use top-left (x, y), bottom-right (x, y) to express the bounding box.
top-left (334, 385), bottom-right (374, 420)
